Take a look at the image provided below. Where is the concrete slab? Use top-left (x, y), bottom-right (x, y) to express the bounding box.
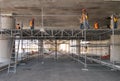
top-left (0, 62), bottom-right (9, 67)
top-left (0, 56), bottom-right (120, 81)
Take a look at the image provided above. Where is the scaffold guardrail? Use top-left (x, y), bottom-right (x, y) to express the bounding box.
top-left (0, 29), bottom-right (120, 40)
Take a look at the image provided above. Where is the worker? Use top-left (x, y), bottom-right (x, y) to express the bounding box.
top-left (16, 24), bottom-right (20, 29)
top-left (110, 14), bottom-right (118, 29)
top-left (29, 18), bottom-right (34, 35)
top-left (79, 18), bottom-right (83, 29)
top-left (79, 8), bottom-right (90, 29)
top-left (84, 46), bottom-right (88, 52)
top-left (94, 21), bottom-right (99, 29)
top-left (113, 16), bottom-right (118, 29)
top-left (106, 17), bottom-right (111, 29)
top-left (29, 18), bottom-right (34, 30)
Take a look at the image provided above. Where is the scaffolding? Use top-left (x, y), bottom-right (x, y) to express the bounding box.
top-left (0, 29), bottom-right (118, 39)
top-left (0, 1), bottom-right (120, 74)
top-left (0, 28), bottom-right (120, 72)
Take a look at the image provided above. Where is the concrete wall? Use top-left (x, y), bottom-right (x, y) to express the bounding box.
top-left (0, 14), bottom-right (15, 63)
top-left (110, 35), bottom-right (120, 62)
top-left (87, 40), bottom-right (109, 56)
top-left (0, 36), bottom-right (12, 63)
top-left (0, 15), bottom-right (15, 29)
top-left (70, 40), bottom-right (109, 56)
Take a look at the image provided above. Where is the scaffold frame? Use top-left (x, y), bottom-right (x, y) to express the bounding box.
top-left (0, 28), bottom-right (120, 72)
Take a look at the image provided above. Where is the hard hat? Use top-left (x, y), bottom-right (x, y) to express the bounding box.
top-left (82, 8), bottom-right (86, 12)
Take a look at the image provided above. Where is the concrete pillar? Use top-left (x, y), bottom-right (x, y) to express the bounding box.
top-left (0, 14), bottom-right (15, 63)
top-left (76, 40), bottom-right (80, 55)
top-left (68, 41), bottom-right (70, 53)
top-left (69, 40), bottom-right (72, 53)
top-left (0, 14), bottom-right (15, 29)
top-left (73, 40), bottom-right (76, 54)
top-left (110, 35), bottom-right (120, 62)
top-left (38, 40), bottom-right (43, 55)
top-left (70, 40), bottom-right (74, 54)
top-left (55, 40), bottom-right (57, 60)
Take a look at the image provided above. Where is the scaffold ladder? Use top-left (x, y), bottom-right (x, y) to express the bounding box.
top-left (8, 39), bottom-right (20, 73)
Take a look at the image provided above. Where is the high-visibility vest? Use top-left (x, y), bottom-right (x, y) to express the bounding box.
top-left (86, 13), bottom-right (88, 19)
top-left (114, 17), bottom-right (118, 22)
top-left (94, 22), bottom-right (99, 29)
top-left (29, 19), bottom-right (34, 27)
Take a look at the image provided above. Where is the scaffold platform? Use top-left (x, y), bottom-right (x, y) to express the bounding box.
top-left (0, 29), bottom-right (120, 40)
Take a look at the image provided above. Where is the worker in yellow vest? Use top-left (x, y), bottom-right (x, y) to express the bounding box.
top-left (80, 8), bottom-right (90, 29)
top-left (113, 16), bottom-right (118, 29)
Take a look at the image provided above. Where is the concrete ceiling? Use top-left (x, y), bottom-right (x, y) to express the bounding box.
top-left (0, 0), bottom-right (120, 28)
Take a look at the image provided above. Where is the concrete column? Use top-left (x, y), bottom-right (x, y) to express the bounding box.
top-left (73, 40), bottom-right (76, 54)
top-left (76, 40), bottom-right (80, 55)
top-left (55, 40), bottom-right (57, 60)
top-left (68, 41), bottom-right (70, 54)
top-left (70, 40), bottom-right (74, 54)
top-left (38, 40), bottom-right (44, 63)
top-left (38, 40), bottom-right (43, 56)
top-left (0, 14), bottom-right (15, 63)
top-left (0, 14), bottom-right (15, 29)
top-left (110, 35), bottom-right (120, 62)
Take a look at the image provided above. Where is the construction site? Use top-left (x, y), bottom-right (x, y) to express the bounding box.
top-left (0, 0), bottom-right (120, 81)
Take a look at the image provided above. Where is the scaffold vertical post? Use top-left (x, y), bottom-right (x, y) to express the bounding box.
top-left (78, 40), bottom-right (80, 60)
top-left (82, 27), bottom-right (88, 71)
top-left (99, 35), bottom-right (102, 62)
top-left (55, 40), bottom-right (57, 60)
top-left (38, 40), bottom-right (44, 63)
top-left (41, 7), bottom-right (44, 28)
top-left (111, 26), bottom-right (115, 70)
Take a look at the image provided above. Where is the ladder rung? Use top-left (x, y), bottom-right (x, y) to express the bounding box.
top-left (8, 39), bottom-right (21, 74)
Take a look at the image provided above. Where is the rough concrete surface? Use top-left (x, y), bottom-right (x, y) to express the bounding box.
top-left (0, 56), bottom-right (120, 81)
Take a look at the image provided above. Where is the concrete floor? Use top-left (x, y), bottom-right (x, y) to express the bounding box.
top-left (0, 56), bottom-right (120, 81)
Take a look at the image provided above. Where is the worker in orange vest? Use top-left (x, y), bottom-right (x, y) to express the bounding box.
top-left (29, 18), bottom-right (34, 30)
top-left (29, 18), bottom-right (35, 35)
top-left (94, 21), bottom-right (99, 29)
